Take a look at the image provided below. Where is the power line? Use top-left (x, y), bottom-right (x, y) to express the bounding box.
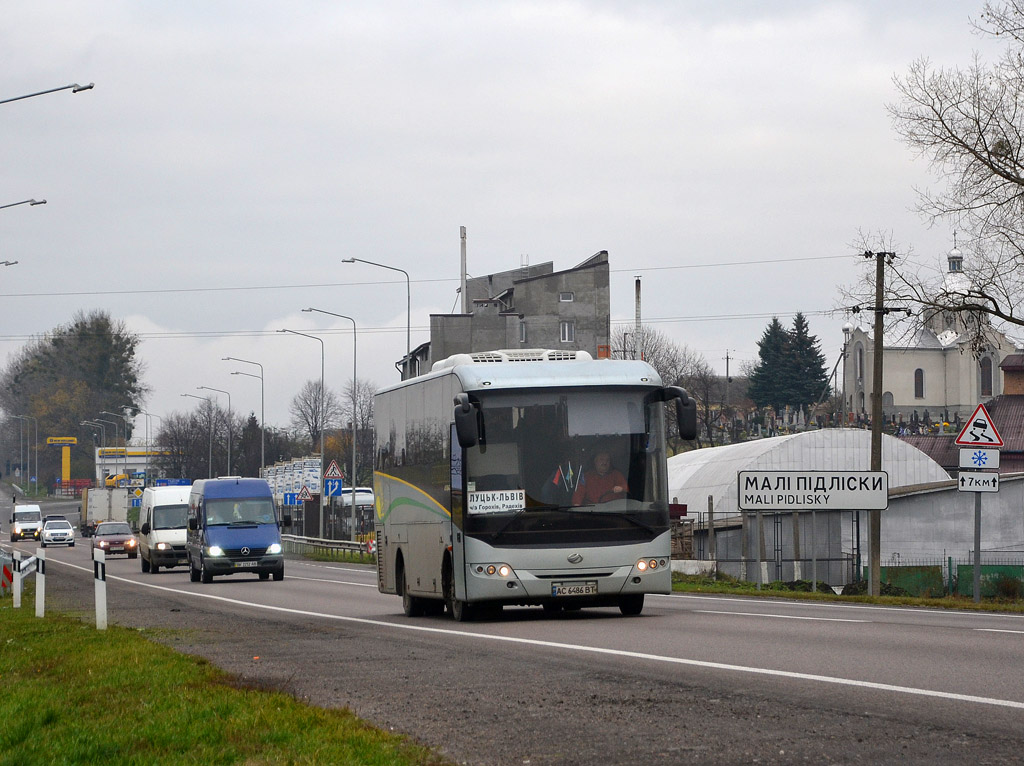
top-left (0, 254), bottom-right (856, 300)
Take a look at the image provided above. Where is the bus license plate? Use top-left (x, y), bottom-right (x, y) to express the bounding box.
top-left (552, 581), bottom-right (597, 597)
top-left (234, 561), bottom-right (257, 568)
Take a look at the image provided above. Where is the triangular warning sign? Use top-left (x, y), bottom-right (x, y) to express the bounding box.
top-left (324, 460), bottom-right (344, 480)
top-left (955, 403), bottom-right (1004, 447)
top-left (297, 485), bottom-right (313, 501)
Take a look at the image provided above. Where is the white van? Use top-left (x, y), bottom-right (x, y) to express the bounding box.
top-left (139, 486), bottom-right (190, 574)
top-left (10, 504), bottom-right (42, 542)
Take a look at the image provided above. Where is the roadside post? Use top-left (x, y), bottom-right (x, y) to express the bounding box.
top-left (738, 471), bottom-right (889, 590)
top-left (94, 547), bottom-right (107, 630)
top-left (34, 548), bottom-right (45, 617)
top-left (954, 403), bottom-right (1003, 604)
top-left (13, 550), bottom-right (23, 608)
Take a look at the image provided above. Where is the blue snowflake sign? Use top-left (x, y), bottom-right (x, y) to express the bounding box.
top-left (958, 448), bottom-right (1000, 470)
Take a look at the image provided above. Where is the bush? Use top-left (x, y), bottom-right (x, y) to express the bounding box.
top-left (991, 574), bottom-right (1024, 600)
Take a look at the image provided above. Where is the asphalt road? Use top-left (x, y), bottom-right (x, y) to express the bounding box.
top-left (5, 499), bottom-right (1024, 765)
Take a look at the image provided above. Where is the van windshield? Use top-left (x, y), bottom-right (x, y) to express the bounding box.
top-left (205, 498), bottom-right (276, 526)
top-left (153, 504), bottom-right (188, 530)
top-left (14, 510), bottom-right (41, 522)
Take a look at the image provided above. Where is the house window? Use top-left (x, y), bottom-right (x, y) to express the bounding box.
top-left (559, 320), bottom-right (575, 343)
top-left (519, 320), bottom-right (527, 344)
top-left (981, 357), bottom-right (993, 397)
top-left (559, 291), bottom-right (574, 302)
top-left (914, 368), bottom-right (925, 399)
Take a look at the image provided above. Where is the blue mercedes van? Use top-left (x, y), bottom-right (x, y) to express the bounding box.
top-left (186, 477), bottom-right (287, 583)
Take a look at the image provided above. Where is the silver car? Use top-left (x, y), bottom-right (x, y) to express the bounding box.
top-left (41, 519), bottom-right (76, 548)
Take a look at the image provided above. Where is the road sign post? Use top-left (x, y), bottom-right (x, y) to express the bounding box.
top-left (955, 404), bottom-right (1002, 603)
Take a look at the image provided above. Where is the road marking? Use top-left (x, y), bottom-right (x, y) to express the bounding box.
top-left (657, 593), bottom-right (1024, 622)
top-left (975, 628), bottom-right (1024, 634)
top-left (45, 558), bottom-right (1024, 712)
top-left (287, 575), bottom-right (375, 588)
top-left (695, 609), bottom-right (867, 623)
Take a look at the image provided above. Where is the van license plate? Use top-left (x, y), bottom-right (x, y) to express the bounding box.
top-left (551, 581), bottom-right (597, 597)
top-left (234, 561), bottom-right (257, 568)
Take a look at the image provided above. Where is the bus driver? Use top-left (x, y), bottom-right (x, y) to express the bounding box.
top-left (572, 449), bottom-right (627, 506)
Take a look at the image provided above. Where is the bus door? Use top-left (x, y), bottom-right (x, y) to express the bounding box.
top-left (449, 423), bottom-right (469, 602)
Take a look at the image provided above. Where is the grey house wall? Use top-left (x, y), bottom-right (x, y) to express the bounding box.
top-left (427, 252), bottom-right (611, 368)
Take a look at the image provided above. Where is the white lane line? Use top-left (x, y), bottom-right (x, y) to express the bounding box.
top-left (656, 592), bottom-right (1024, 621)
top-left (975, 628), bottom-right (1024, 634)
top-left (46, 558), bottom-right (1024, 712)
top-left (695, 609), bottom-right (868, 623)
top-left (287, 575), bottom-right (376, 587)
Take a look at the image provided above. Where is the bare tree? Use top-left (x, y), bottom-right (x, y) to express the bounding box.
top-left (610, 325), bottom-right (703, 387)
top-left (339, 378), bottom-right (377, 486)
top-left (886, 2), bottom-right (1024, 345)
top-left (290, 379), bottom-right (342, 451)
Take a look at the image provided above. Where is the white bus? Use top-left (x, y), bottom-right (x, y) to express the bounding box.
top-left (373, 349), bottom-right (696, 620)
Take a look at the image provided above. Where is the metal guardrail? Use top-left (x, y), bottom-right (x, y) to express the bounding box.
top-left (281, 534), bottom-right (371, 557)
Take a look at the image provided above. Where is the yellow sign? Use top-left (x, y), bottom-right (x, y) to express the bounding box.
top-left (133, 488), bottom-right (143, 498)
top-left (47, 437), bottom-right (78, 445)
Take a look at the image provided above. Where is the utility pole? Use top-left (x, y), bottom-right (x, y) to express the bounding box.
top-left (865, 250), bottom-right (893, 598)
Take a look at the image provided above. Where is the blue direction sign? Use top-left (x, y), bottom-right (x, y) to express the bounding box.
top-left (283, 492), bottom-right (298, 506)
top-left (324, 479), bottom-right (343, 497)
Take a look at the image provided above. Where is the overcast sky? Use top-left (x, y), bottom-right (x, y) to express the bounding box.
top-left (2, 1), bottom-right (1005, 437)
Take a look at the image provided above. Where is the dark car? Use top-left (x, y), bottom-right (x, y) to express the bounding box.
top-left (92, 521), bottom-right (139, 559)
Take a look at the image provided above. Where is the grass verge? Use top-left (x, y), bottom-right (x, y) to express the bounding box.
top-left (671, 572), bottom-right (1024, 613)
top-left (0, 598), bottom-right (449, 766)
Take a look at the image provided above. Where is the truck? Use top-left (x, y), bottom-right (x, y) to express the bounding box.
top-left (80, 487), bottom-right (133, 536)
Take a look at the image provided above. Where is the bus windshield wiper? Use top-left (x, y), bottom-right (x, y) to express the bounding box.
top-left (565, 506), bottom-right (657, 534)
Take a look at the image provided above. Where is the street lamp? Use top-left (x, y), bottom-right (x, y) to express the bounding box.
top-left (197, 387), bottom-right (232, 475)
top-left (278, 328), bottom-right (326, 539)
top-left (223, 356), bottom-right (264, 474)
top-left (12, 415), bottom-right (36, 496)
top-left (0, 199), bottom-right (46, 211)
top-left (0, 82), bottom-right (94, 105)
top-left (138, 410), bottom-right (163, 486)
top-left (81, 420), bottom-right (106, 447)
top-left (101, 410), bottom-right (133, 482)
top-left (182, 394), bottom-right (214, 478)
top-left (842, 322), bottom-right (853, 428)
top-left (95, 417), bottom-right (121, 483)
top-left (341, 257), bottom-right (411, 356)
top-left (303, 307), bottom-right (359, 541)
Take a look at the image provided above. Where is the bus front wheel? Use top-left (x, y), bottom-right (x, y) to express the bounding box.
top-left (619, 594), bottom-right (644, 616)
top-left (442, 559), bottom-right (473, 622)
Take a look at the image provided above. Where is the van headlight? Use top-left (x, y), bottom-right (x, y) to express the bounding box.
top-left (267, 543), bottom-right (281, 554)
top-left (207, 545), bottom-right (225, 557)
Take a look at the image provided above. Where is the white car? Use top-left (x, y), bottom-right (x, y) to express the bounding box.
top-left (41, 519), bottom-right (76, 548)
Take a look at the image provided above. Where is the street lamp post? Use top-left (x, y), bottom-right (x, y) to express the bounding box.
top-left (95, 417), bottom-right (121, 483)
top-left (279, 328), bottom-right (326, 539)
top-left (197, 387), bottom-right (232, 475)
top-left (81, 420), bottom-right (106, 448)
top-left (341, 257), bottom-right (411, 356)
top-left (181, 394), bottom-right (214, 478)
top-left (0, 82), bottom-right (94, 105)
top-left (12, 415), bottom-right (35, 495)
top-left (303, 308), bottom-right (359, 541)
top-left (223, 357), bottom-right (265, 474)
top-left (0, 199), bottom-right (46, 211)
top-left (101, 410), bottom-right (134, 486)
top-left (138, 410), bottom-right (163, 486)
top-left (842, 323), bottom-right (853, 428)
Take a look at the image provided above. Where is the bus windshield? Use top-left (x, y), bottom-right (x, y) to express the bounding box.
top-left (462, 388), bottom-right (669, 546)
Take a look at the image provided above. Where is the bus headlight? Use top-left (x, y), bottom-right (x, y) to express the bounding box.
top-left (474, 563), bottom-right (513, 577)
top-left (635, 559), bottom-right (666, 572)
